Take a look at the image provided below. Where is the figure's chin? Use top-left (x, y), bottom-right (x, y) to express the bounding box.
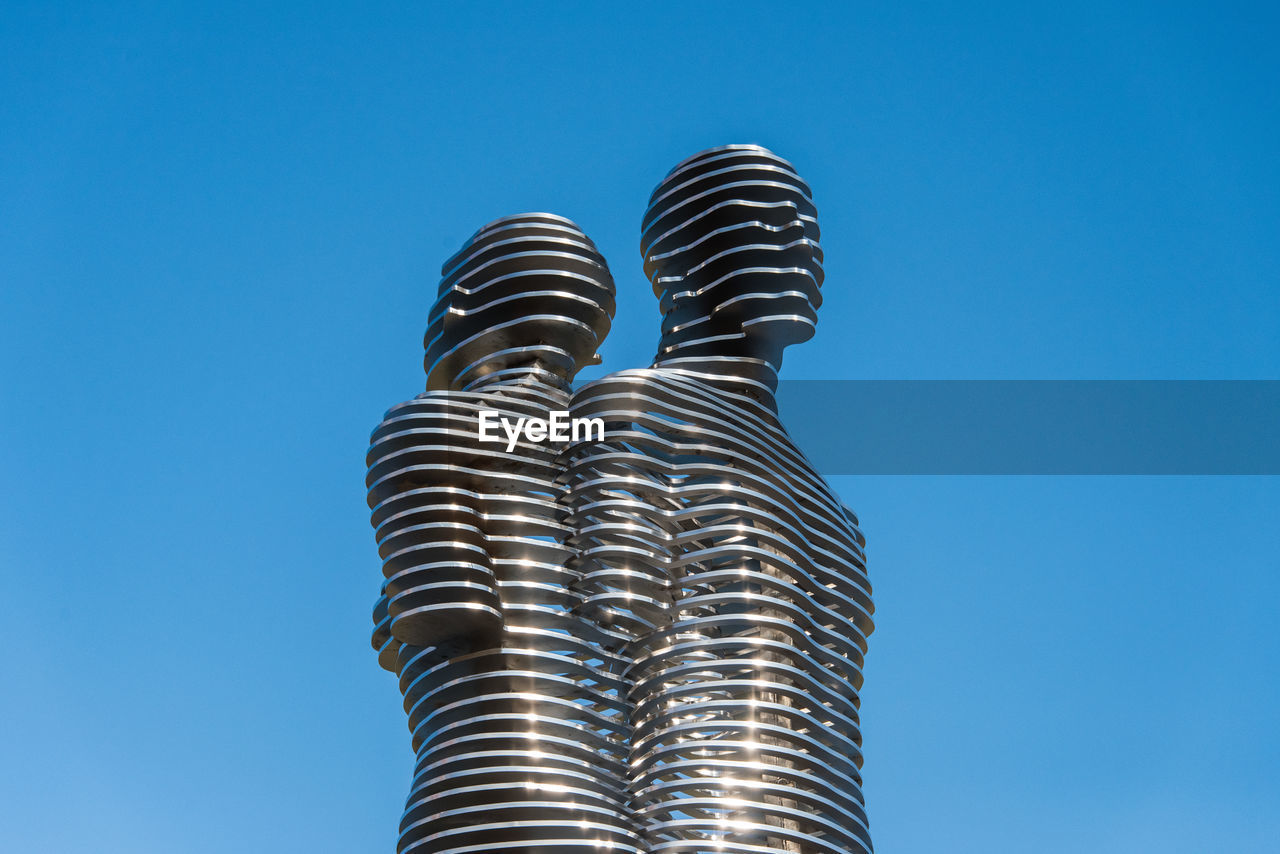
top-left (741, 314), bottom-right (818, 349)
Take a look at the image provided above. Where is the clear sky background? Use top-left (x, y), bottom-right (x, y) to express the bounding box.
top-left (2, 3), bottom-right (1277, 852)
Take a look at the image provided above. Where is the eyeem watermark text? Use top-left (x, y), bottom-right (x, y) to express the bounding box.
top-left (478, 411), bottom-right (604, 452)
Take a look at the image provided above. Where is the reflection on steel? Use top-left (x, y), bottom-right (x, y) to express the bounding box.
top-left (367, 214), bottom-right (638, 853)
top-left (369, 147), bottom-right (873, 854)
top-left (567, 145), bottom-right (874, 853)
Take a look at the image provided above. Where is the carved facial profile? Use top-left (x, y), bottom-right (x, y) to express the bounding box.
top-left (424, 213), bottom-right (616, 390)
top-left (640, 144), bottom-right (824, 368)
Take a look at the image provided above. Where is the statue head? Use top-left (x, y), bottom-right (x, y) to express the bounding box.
top-left (424, 213), bottom-right (616, 390)
top-left (640, 144), bottom-right (824, 371)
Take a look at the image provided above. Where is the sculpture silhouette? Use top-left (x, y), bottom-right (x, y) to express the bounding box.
top-left (367, 214), bottom-right (638, 853)
top-left (369, 148), bottom-right (875, 854)
top-left (566, 145), bottom-right (875, 853)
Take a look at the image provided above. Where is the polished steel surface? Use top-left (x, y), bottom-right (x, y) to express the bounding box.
top-left (369, 148), bottom-right (873, 853)
top-left (368, 213), bottom-right (637, 853)
top-left (567, 145), bottom-right (874, 853)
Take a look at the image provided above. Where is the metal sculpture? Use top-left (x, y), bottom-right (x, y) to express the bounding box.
top-left (566, 145), bottom-right (874, 853)
top-left (369, 147), bottom-right (873, 854)
top-left (367, 213), bottom-right (638, 853)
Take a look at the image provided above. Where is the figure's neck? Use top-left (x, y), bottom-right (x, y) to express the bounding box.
top-left (651, 349), bottom-right (780, 410)
top-left (456, 361), bottom-right (573, 394)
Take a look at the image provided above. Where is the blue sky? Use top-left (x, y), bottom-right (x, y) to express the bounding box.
top-left (1, 3), bottom-right (1277, 852)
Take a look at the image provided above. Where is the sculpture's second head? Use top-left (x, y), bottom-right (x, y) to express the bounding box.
top-left (424, 213), bottom-right (616, 391)
top-left (641, 144), bottom-right (824, 374)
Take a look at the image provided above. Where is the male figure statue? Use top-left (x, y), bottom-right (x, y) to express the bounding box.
top-left (566, 145), bottom-right (875, 854)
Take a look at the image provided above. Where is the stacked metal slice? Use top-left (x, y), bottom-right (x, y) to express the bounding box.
top-left (567, 145), bottom-right (875, 854)
top-left (641, 144), bottom-right (825, 371)
top-left (368, 214), bottom-right (639, 854)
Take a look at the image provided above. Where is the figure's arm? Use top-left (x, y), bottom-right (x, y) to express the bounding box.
top-left (366, 392), bottom-right (503, 668)
top-left (564, 372), bottom-right (679, 655)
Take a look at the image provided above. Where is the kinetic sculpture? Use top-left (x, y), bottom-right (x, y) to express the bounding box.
top-left (367, 214), bottom-right (637, 853)
top-left (369, 147), bottom-right (874, 854)
top-left (567, 145), bottom-right (874, 854)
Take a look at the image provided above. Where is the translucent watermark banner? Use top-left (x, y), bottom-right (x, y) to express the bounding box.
top-left (775, 381), bottom-right (1279, 474)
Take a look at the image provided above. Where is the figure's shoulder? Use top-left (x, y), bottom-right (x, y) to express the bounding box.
top-left (572, 367), bottom-right (704, 412)
top-left (574, 366), bottom-right (736, 400)
top-left (375, 389), bottom-right (489, 421)
top-left (575, 367), bottom-right (665, 391)
top-left (580, 367), bottom-right (781, 420)
top-left (368, 390), bottom-right (494, 445)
